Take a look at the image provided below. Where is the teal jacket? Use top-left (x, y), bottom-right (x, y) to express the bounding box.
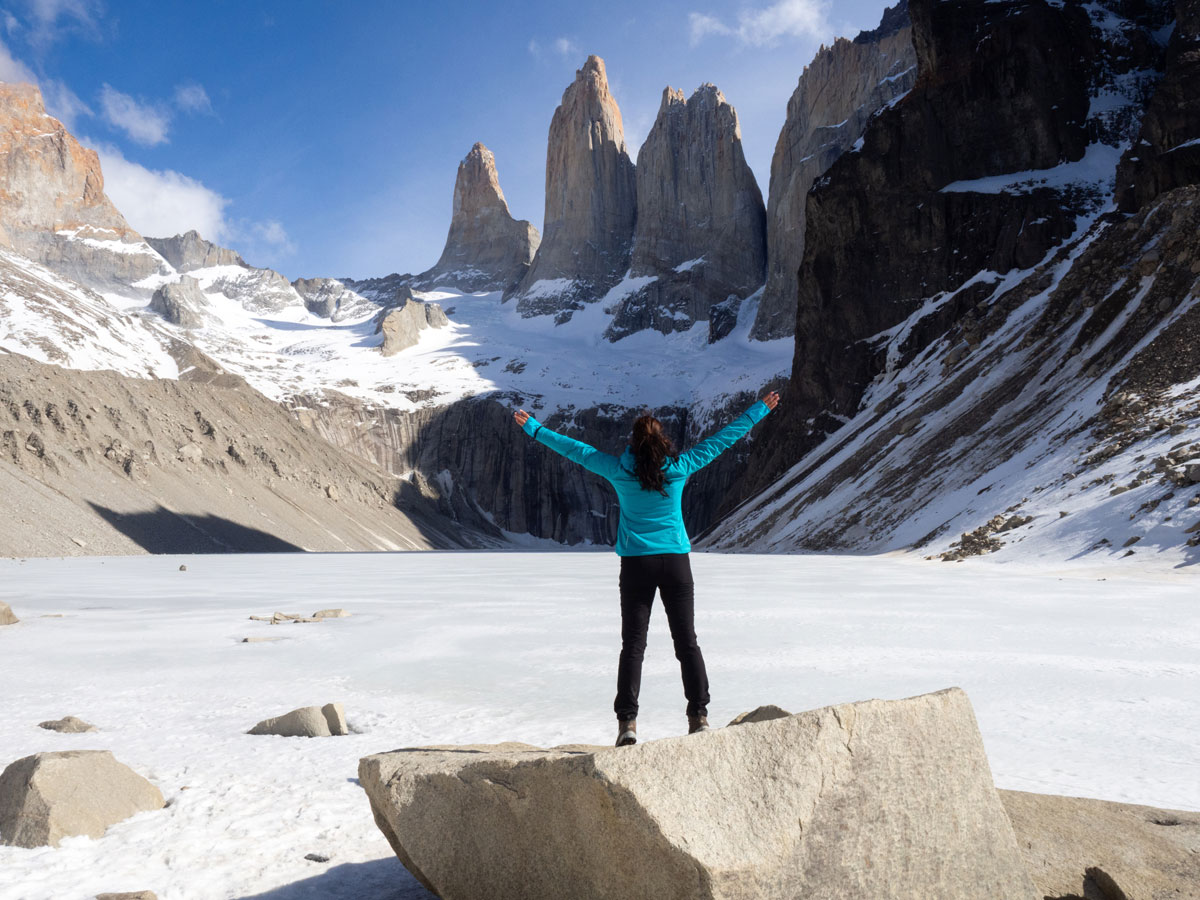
top-left (522, 401), bottom-right (771, 556)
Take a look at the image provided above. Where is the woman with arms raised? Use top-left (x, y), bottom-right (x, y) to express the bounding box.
top-left (513, 390), bottom-right (780, 747)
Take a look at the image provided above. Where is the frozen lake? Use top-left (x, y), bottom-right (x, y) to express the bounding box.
top-left (1, 551), bottom-right (1197, 899)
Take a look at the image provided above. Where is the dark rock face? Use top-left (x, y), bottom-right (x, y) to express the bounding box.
top-left (340, 272), bottom-right (415, 307)
top-left (1116, 0), bottom-right (1200, 211)
top-left (605, 85), bottom-right (765, 342)
top-left (145, 230), bottom-right (245, 273)
top-left (292, 276), bottom-right (378, 321)
top-left (417, 143), bottom-right (540, 293)
top-left (736, 0), bottom-right (1172, 503)
top-left (506, 56), bottom-right (637, 322)
top-left (288, 392), bottom-right (757, 548)
top-left (750, 4), bottom-right (917, 341)
top-left (700, 0), bottom-right (1200, 559)
top-left (707, 183), bottom-right (1200, 558)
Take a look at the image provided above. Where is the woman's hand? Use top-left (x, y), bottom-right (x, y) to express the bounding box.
top-left (513, 409), bottom-right (531, 427)
top-left (761, 390), bottom-right (781, 410)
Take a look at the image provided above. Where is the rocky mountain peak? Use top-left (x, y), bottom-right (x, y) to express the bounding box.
top-left (0, 80), bottom-right (168, 292)
top-left (416, 142), bottom-right (540, 293)
top-left (455, 143), bottom-right (509, 214)
top-left (660, 85), bottom-right (686, 111)
top-left (145, 230), bottom-right (246, 273)
top-left (606, 80), bottom-right (766, 342)
top-left (505, 54), bottom-right (637, 321)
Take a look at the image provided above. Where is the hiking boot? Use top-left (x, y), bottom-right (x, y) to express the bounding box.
top-left (616, 719), bottom-right (637, 747)
top-left (687, 714), bottom-right (709, 734)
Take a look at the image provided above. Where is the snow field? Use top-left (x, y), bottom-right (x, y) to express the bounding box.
top-left (0, 551), bottom-right (1197, 899)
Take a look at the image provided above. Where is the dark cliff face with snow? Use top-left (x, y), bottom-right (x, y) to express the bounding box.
top-left (704, 0), bottom-right (1200, 562)
top-left (740, 0), bottom-right (1171, 492)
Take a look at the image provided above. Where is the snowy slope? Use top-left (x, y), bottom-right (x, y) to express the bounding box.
top-left (0, 246), bottom-right (178, 379)
top-left (109, 262), bottom-right (790, 426)
top-left (706, 192), bottom-right (1200, 568)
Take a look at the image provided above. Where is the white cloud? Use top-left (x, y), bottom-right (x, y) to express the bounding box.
top-left (251, 219), bottom-right (295, 255)
top-left (91, 141), bottom-right (230, 242)
top-left (689, 0), bottom-right (830, 47)
top-left (0, 35), bottom-right (91, 129)
top-left (173, 81), bottom-right (211, 115)
top-left (42, 78), bottom-right (90, 127)
top-left (527, 38), bottom-right (541, 57)
top-left (99, 83), bottom-right (169, 145)
top-left (0, 35), bottom-right (36, 83)
top-left (21, 0), bottom-right (101, 46)
top-left (554, 37), bottom-right (579, 58)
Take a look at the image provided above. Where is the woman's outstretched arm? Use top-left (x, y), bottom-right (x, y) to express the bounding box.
top-left (676, 390), bottom-right (780, 477)
top-left (513, 409), bottom-right (621, 480)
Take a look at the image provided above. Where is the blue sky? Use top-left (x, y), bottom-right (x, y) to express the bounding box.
top-left (0, 0), bottom-right (894, 280)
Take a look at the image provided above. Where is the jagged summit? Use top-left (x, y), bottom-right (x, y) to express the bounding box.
top-left (0, 80), bottom-right (169, 292)
top-left (606, 81), bottom-right (766, 342)
top-left (416, 142), bottom-right (539, 293)
top-left (145, 230), bottom-right (247, 273)
top-left (505, 54), bottom-right (637, 322)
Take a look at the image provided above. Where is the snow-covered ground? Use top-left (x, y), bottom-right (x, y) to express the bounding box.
top-left (114, 274), bottom-right (790, 423)
top-left (1, 552), bottom-right (1197, 900)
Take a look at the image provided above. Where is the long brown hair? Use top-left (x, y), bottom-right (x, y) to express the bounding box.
top-left (631, 414), bottom-right (677, 495)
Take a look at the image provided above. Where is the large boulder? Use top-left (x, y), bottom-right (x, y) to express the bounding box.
top-left (1000, 789), bottom-right (1200, 900)
top-left (0, 750), bottom-right (164, 848)
top-left (416, 143), bottom-right (541, 293)
top-left (0, 601), bottom-right (16, 625)
top-left (376, 298), bottom-right (448, 357)
top-left (360, 688), bottom-right (1038, 899)
top-left (247, 703), bottom-right (348, 737)
top-left (149, 275), bottom-right (209, 329)
top-left (38, 715), bottom-right (98, 733)
top-left (506, 56), bottom-right (637, 321)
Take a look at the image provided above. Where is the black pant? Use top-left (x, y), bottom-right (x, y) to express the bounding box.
top-left (614, 553), bottom-right (709, 721)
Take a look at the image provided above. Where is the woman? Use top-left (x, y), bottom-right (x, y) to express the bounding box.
top-left (513, 390), bottom-right (780, 746)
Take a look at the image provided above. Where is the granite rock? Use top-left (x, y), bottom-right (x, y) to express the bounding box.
top-left (144, 230), bottom-right (244, 273)
top-left (360, 688), bottom-right (1038, 900)
top-left (751, 3), bottom-right (916, 340)
top-left (607, 84), bottom-right (765, 341)
top-left (0, 82), bottom-right (170, 294)
top-left (506, 56), bottom-right (636, 322)
top-left (0, 750), bottom-right (164, 848)
top-left (149, 275), bottom-right (209, 329)
top-left (417, 143), bottom-right (540, 293)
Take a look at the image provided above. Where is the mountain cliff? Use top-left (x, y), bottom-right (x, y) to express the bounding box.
top-left (705, 0), bottom-right (1198, 564)
top-left (605, 84), bottom-right (766, 342)
top-left (0, 81), bottom-right (170, 293)
top-left (505, 56), bottom-right (637, 322)
top-left (416, 143), bottom-right (540, 293)
top-left (1116, 0), bottom-right (1200, 211)
top-left (145, 230), bottom-right (246, 272)
top-left (750, 3), bottom-right (917, 341)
